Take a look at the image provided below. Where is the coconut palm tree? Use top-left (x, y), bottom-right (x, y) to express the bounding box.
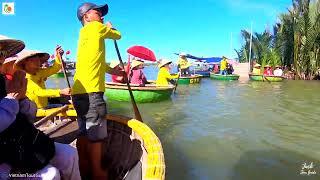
top-left (236, 0), bottom-right (320, 79)
top-left (235, 30), bottom-right (253, 63)
top-left (291, 0), bottom-right (320, 79)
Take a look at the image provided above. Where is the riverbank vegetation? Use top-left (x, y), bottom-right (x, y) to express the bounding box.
top-left (235, 0), bottom-right (320, 80)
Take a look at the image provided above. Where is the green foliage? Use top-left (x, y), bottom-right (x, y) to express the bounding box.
top-left (236, 0), bottom-right (320, 79)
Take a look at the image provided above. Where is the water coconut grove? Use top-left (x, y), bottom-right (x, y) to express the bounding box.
top-left (235, 0), bottom-right (320, 80)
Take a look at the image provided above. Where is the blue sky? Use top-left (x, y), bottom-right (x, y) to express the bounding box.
top-left (0, 0), bottom-right (291, 62)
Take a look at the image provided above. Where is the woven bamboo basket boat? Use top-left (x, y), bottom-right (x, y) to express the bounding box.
top-left (36, 106), bottom-right (165, 180)
top-left (105, 82), bottom-right (174, 103)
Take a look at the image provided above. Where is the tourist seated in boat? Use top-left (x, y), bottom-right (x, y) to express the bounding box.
top-left (129, 59), bottom-right (148, 86)
top-left (226, 63), bottom-right (234, 75)
top-left (177, 52), bottom-right (191, 76)
top-left (0, 36), bottom-right (81, 180)
top-left (252, 63), bottom-right (261, 75)
top-left (1, 55), bottom-right (17, 80)
top-left (263, 65), bottom-right (273, 76)
top-left (110, 60), bottom-right (129, 84)
top-left (156, 59), bottom-right (179, 86)
top-left (211, 64), bottom-right (219, 74)
top-left (273, 65), bottom-right (283, 76)
top-left (220, 56), bottom-right (228, 75)
top-left (14, 47), bottom-right (71, 109)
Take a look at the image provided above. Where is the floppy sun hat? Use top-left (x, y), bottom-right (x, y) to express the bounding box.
top-left (77, 2), bottom-right (109, 21)
top-left (0, 35), bottom-right (25, 59)
top-left (14, 50), bottom-right (50, 69)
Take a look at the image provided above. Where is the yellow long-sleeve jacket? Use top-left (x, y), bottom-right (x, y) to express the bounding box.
top-left (220, 58), bottom-right (227, 71)
top-left (178, 57), bottom-right (191, 70)
top-left (156, 67), bottom-right (179, 86)
top-left (73, 21), bottom-right (121, 95)
top-left (252, 68), bottom-right (261, 75)
top-left (26, 57), bottom-right (62, 108)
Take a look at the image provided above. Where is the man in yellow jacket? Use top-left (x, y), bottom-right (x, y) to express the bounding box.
top-left (14, 47), bottom-right (71, 109)
top-left (72, 2), bottom-right (124, 179)
top-left (177, 52), bottom-right (191, 76)
top-left (220, 56), bottom-right (228, 75)
top-left (156, 59), bottom-right (179, 86)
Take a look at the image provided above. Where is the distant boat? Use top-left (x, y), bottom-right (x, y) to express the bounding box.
top-left (177, 75), bottom-right (202, 85)
top-left (194, 70), bottom-right (210, 77)
top-left (249, 74), bottom-right (285, 82)
top-left (105, 82), bottom-right (175, 103)
top-left (210, 73), bottom-right (240, 81)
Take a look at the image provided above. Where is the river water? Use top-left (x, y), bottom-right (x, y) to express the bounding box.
top-left (47, 66), bottom-right (320, 180)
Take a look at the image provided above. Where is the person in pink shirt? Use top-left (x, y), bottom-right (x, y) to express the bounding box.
top-left (129, 59), bottom-right (148, 86)
top-left (213, 64), bottom-right (219, 74)
top-left (263, 65), bottom-right (273, 76)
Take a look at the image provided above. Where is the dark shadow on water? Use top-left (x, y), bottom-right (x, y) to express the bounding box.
top-left (231, 149), bottom-right (320, 180)
top-left (162, 139), bottom-right (196, 179)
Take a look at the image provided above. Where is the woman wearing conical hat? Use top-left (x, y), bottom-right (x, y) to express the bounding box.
top-left (273, 65), bottom-right (283, 76)
top-left (156, 59), bottom-right (179, 86)
top-left (263, 65), bottom-right (273, 76)
top-left (252, 63), bottom-right (261, 75)
top-left (0, 36), bottom-right (80, 179)
top-left (129, 59), bottom-right (148, 86)
top-left (14, 46), bottom-right (71, 109)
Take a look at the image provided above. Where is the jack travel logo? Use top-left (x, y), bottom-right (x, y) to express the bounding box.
top-left (2, 2), bottom-right (15, 15)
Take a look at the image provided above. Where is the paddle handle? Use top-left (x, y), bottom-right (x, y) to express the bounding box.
top-left (173, 71), bottom-right (181, 93)
top-left (114, 40), bottom-right (143, 122)
top-left (59, 55), bottom-right (71, 89)
top-left (263, 75), bottom-right (271, 83)
top-left (57, 53), bottom-right (73, 102)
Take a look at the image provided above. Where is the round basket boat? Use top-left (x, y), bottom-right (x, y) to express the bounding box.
top-left (249, 74), bottom-right (285, 82)
top-left (36, 113), bottom-right (165, 180)
top-left (210, 73), bottom-right (240, 81)
top-left (105, 82), bottom-right (175, 103)
top-left (50, 71), bottom-right (72, 78)
top-left (177, 75), bottom-right (202, 85)
top-left (194, 71), bottom-right (210, 77)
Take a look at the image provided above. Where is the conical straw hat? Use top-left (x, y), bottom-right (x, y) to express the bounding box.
top-left (0, 35), bottom-right (25, 58)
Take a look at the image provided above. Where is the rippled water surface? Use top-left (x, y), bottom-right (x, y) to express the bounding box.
top-left (47, 67), bottom-right (320, 180)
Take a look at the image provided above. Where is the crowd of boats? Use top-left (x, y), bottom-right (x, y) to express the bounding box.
top-left (49, 53), bottom-right (286, 104)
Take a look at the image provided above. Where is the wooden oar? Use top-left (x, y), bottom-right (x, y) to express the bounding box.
top-left (173, 71), bottom-right (181, 93)
top-left (57, 52), bottom-right (73, 102)
top-left (57, 53), bottom-right (72, 89)
top-left (263, 75), bottom-right (271, 83)
top-left (114, 40), bottom-right (143, 122)
top-left (34, 105), bottom-right (69, 128)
